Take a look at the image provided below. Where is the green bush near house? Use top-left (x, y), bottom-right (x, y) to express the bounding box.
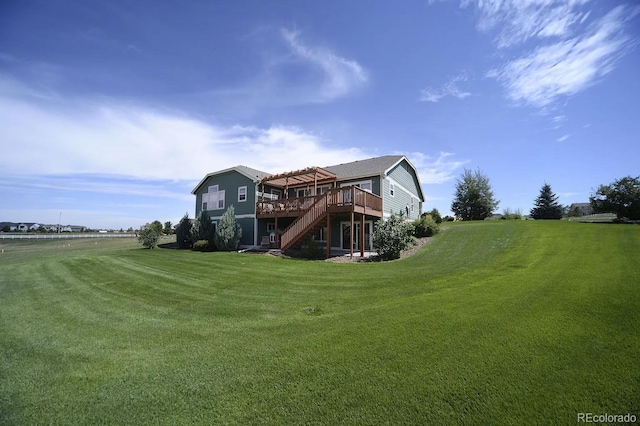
top-left (1, 221), bottom-right (638, 424)
top-left (192, 239), bottom-right (212, 251)
top-left (372, 213), bottom-right (414, 260)
top-left (413, 214), bottom-right (440, 237)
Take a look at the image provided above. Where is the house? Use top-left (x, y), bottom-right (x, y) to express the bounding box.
top-left (568, 203), bottom-right (593, 216)
top-left (191, 155), bottom-right (425, 256)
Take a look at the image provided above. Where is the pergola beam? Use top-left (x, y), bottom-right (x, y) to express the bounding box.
top-left (260, 167), bottom-right (337, 189)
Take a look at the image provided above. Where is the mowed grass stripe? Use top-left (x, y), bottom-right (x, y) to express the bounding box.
top-left (1, 221), bottom-right (638, 424)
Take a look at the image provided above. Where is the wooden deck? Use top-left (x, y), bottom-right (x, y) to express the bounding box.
top-left (256, 186), bottom-right (383, 218)
top-left (256, 186), bottom-right (382, 254)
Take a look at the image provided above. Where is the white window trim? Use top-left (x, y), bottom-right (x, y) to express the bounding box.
top-left (390, 183), bottom-right (395, 197)
top-left (204, 185), bottom-right (225, 210)
top-left (217, 192), bottom-right (225, 210)
top-left (340, 180), bottom-right (373, 192)
top-left (238, 186), bottom-right (247, 202)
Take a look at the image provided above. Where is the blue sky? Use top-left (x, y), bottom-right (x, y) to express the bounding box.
top-left (1, 0), bottom-right (638, 229)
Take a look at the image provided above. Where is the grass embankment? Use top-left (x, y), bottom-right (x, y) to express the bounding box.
top-left (1, 221), bottom-right (638, 424)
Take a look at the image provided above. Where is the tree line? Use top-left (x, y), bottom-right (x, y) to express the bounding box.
top-left (138, 206), bottom-right (242, 251)
top-left (450, 169), bottom-right (639, 221)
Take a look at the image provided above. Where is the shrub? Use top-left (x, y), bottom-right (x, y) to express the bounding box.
top-left (192, 240), bottom-right (211, 251)
top-left (372, 214), bottom-right (415, 261)
top-left (425, 208), bottom-right (443, 224)
top-left (414, 214), bottom-right (440, 237)
top-left (137, 222), bottom-right (161, 249)
top-left (443, 215), bottom-right (455, 222)
top-left (305, 236), bottom-right (324, 259)
top-left (502, 208), bottom-right (523, 220)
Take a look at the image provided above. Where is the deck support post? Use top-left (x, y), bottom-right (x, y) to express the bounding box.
top-left (326, 213), bottom-right (331, 258)
top-left (350, 211), bottom-right (354, 258)
top-left (275, 216), bottom-right (279, 249)
top-left (360, 213), bottom-right (365, 258)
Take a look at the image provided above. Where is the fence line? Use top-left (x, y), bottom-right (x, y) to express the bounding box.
top-left (1, 233), bottom-right (137, 240)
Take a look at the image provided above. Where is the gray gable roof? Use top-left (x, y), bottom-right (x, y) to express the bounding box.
top-left (325, 155), bottom-right (425, 202)
top-left (324, 155), bottom-right (405, 179)
top-left (192, 155), bottom-right (425, 200)
top-left (191, 165), bottom-right (271, 194)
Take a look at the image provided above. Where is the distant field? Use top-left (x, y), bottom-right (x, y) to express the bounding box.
top-left (1, 221), bottom-right (638, 424)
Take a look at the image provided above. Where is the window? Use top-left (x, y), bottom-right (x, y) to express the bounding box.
top-left (202, 202), bottom-right (208, 211)
top-left (411, 198), bottom-right (415, 213)
top-left (390, 183), bottom-right (395, 197)
top-left (296, 188), bottom-right (308, 198)
top-left (271, 189), bottom-right (281, 200)
top-left (206, 185), bottom-right (225, 210)
top-left (341, 180), bottom-right (372, 192)
top-left (238, 186), bottom-right (247, 202)
top-left (358, 182), bottom-right (372, 192)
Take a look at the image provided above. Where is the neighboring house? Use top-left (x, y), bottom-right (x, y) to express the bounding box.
top-left (568, 203), bottom-right (593, 216)
top-left (0, 222), bottom-right (85, 232)
top-left (192, 155), bottom-right (425, 256)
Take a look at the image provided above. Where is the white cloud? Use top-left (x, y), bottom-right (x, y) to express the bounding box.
top-left (281, 29), bottom-right (368, 102)
top-left (487, 4), bottom-right (639, 108)
top-left (206, 28), bottom-right (368, 110)
top-left (556, 134), bottom-right (570, 142)
top-left (403, 152), bottom-right (469, 184)
top-left (0, 77), bottom-right (368, 182)
top-left (468, 0), bottom-right (591, 48)
top-left (420, 74), bottom-right (472, 103)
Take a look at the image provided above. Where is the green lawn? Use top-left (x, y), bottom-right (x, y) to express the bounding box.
top-left (1, 221), bottom-right (638, 424)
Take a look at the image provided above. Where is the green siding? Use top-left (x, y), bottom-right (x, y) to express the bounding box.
top-left (194, 170), bottom-right (259, 247)
top-left (233, 217), bottom-right (256, 247)
top-left (194, 170), bottom-right (257, 218)
top-left (383, 160), bottom-right (423, 220)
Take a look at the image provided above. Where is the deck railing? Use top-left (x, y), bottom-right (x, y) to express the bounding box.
top-left (256, 195), bottom-right (321, 216)
top-left (257, 186), bottom-right (382, 217)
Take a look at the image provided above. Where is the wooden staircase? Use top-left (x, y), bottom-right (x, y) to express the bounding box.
top-left (274, 186), bottom-right (383, 252)
top-left (280, 193), bottom-right (329, 251)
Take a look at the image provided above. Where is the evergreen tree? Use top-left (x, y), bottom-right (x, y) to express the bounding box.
top-left (451, 168), bottom-right (499, 220)
top-left (163, 221), bottom-right (173, 235)
top-left (175, 213), bottom-right (192, 248)
top-left (530, 183), bottom-right (563, 219)
top-left (190, 210), bottom-right (216, 246)
top-left (214, 206), bottom-right (242, 251)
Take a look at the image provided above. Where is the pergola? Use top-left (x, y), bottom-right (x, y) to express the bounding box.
top-left (259, 166), bottom-right (337, 198)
